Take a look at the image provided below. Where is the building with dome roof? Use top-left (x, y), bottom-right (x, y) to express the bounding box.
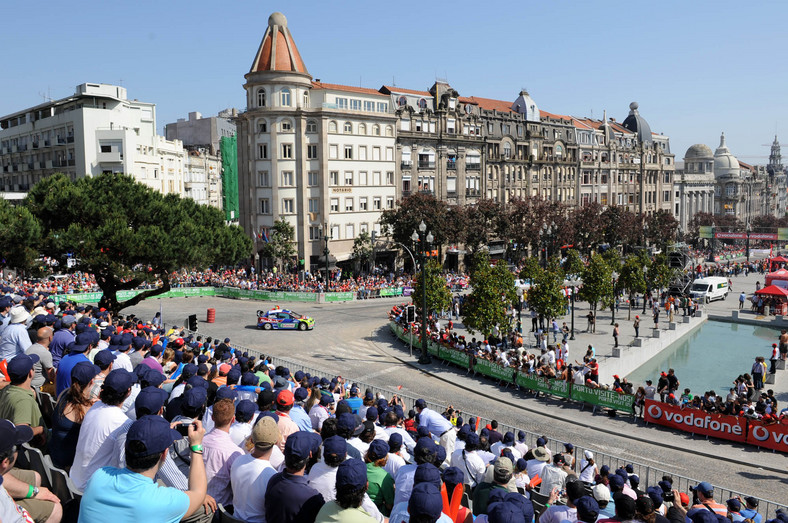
top-left (675, 143), bottom-right (715, 231)
top-left (712, 133), bottom-right (767, 223)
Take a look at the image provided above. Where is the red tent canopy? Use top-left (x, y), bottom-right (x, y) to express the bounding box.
top-left (765, 269), bottom-right (788, 287)
top-left (754, 285), bottom-right (788, 297)
top-left (770, 256), bottom-right (788, 262)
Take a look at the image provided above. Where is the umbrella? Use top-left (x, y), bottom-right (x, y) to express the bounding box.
top-left (754, 285), bottom-right (788, 297)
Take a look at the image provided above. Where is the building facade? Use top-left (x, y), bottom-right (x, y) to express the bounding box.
top-left (184, 150), bottom-right (223, 208)
top-left (712, 133), bottom-right (767, 223)
top-left (0, 83), bottom-right (186, 197)
top-left (675, 144), bottom-right (715, 232)
top-left (165, 110), bottom-right (237, 156)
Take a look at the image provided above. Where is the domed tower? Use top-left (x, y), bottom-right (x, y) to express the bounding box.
top-left (713, 132), bottom-right (740, 178)
top-left (768, 135), bottom-right (783, 176)
top-left (622, 102), bottom-right (653, 145)
top-left (677, 144), bottom-right (715, 231)
top-left (683, 144), bottom-right (714, 175)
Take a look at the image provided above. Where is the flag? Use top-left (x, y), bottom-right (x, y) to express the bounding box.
top-left (261, 229), bottom-right (270, 243)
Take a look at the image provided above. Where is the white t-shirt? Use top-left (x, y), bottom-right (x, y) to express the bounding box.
top-left (70, 401), bottom-right (133, 490)
top-left (526, 459), bottom-right (547, 480)
top-left (383, 452), bottom-right (406, 478)
top-left (229, 421), bottom-right (254, 447)
top-left (539, 504), bottom-right (577, 523)
top-left (449, 448), bottom-right (486, 487)
top-left (112, 352), bottom-right (133, 372)
top-left (578, 459), bottom-right (596, 483)
top-left (307, 461), bottom-right (384, 523)
top-left (539, 464), bottom-right (568, 496)
top-left (230, 454), bottom-right (277, 523)
top-left (0, 484), bottom-right (29, 523)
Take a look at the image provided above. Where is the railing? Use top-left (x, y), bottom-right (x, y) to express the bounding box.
top-left (400, 161), bottom-right (412, 169)
top-left (466, 163), bottom-right (481, 171)
top-left (446, 161), bottom-right (457, 170)
top-left (161, 322), bottom-right (788, 520)
top-left (417, 161), bottom-right (435, 169)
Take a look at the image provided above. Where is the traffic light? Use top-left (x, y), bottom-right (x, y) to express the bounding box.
top-left (406, 305), bottom-right (416, 323)
top-left (187, 314), bottom-right (198, 331)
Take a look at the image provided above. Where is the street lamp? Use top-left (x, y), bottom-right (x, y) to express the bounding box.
top-left (642, 264), bottom-right (648, 314)
top-left (413, 220), bottom-right (434, 364)
top-left (566, 280), bottom-right (579, 340)
top-left (516, 286), bottom-right (524, 334)
top-left (746, 222), bottom-right (751, 262)
top-left (708, 221), bottom-right (716, 263)
top-left (323, 223), bottom-right (332, 290)
top-left (541, 221), bottom-right (555, 269)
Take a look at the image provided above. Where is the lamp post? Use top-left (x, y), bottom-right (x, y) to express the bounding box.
top-left (746, 222), bottom-right (751, 262)
top-left (323, 223), bottom-right (332, 289)
top-left (642, 264), bottom-right (648, 314)
top-left (708, 221), bottom-right (716, 263)
top-left (516, 286), bottom-right (523, 334)
top-left (541, 221), bottom-right (554, 269)
top-left (566, 280), bottom-right (579, 340)
top-left (412, 220), bottom-right (434, 364)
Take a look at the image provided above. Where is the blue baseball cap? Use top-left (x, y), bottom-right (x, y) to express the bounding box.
top-left (94, 349), bottom-right (116, 368)
top-left (6, 353), bottom-right (39, 381)
top-left (135, 386), bottom-right (169, 417)
top-left (415, 398), bottom-right (427, 409)
top-left (323, 435), bottom-right (347, 460)
top-left (367, 439), bottom-right (389, 461)
top-left (294, 387), bottom-right (308, 402)
top-left (691, 481), bottom-right (714, 497)
top-left (388, 432), bottom-right (403, 452)
top-left (575, 496), bottom-right (600, 523)
top-left (365, 407), bottom-right (378, 422)
top-left (442, 467), bottom-right (464, 486)
top-left (284, 431), bottom-right (317, 461)
top-left (142, 369), bottom-right (165, 388)
top-left (414, 462), bottom-right (441, 488)
top-left (241, 372), bottom-right (259, 386)
top-left (608, 474), bottom-right (625, 489)
top-left (294, 370), bottom-right (305, 382)
top-left (180, 363), bottom-right (198, 379)
top-left (103, 369), bottom-right (135, 394)
top-left (408, 482), bottom-right (443, 519)
top-left (503, 431), bottom-right (515, 444)
top-left (183, 386), bottom-right (208, 410)
top-left (187, 375), bottom-right (209, 389)
top-left (337, 458), bottom-right (367, 489)
top-left (235, 400), bottom-right (256, 421)
top-left (226, 368), bottom-right (241, 385)
top-left (0, 419), bottom-right (33, 453)
top-left (216, 386), bottom-right (238, 401)
top-left (125, 415), bottom-right (181, 458)
top-left (71, 361), bottom-right (100, 387)
top-left (504, 491), bottom-right (535, 522)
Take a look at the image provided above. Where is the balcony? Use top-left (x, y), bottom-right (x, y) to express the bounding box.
top-left (32, 142), bottom-right (39, 149)
top-left (401, 160), bottom-right (412, 169)
top-left (97, 151), bottom-right (123, 163)
top-left (67, 136), bottom-right (74, 143)
top-left (466, 189), bottom-right (481, 197)
top-left (466, 163), bottom-right (481, 171)
top-left (418, 161), bottom-right (435, 169)
top-left (56, 137), bottom-right (66, 145)
top-left (446, 161), bottom-right (457, 170)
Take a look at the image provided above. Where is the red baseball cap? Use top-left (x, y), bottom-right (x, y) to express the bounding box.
top-left (276, 389), bottom-right (295, 407)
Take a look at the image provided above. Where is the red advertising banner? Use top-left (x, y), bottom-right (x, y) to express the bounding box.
top-left (713, 232), bottom-right (779, 240)
top-left (644, 400), bottom-right (746, 443)
top-left (746, 420), bottom-right (788, 452)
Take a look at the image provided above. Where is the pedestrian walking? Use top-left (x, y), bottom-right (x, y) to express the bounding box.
top-left (633, 315), bottom-right (640, 338)
top-left (613, 323), bottom-right (619, 348)
top-left (653, 308), bottom-right (660, 329)
top-left (551, 319), bottom-right (559, 343)
top-left (752, 357), bottom-right (766, 390)
top-left (770, 343), bottom-right (780, 374)
top-left (739, 291), bottom-right (746, 310)
top-left (586, 311), bottom-right (595, 333)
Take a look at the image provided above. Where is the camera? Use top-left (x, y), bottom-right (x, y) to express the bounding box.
top-left (662, 491), bottom-right (675, 503)
top-left (176, 422), bottom-right (195, 437)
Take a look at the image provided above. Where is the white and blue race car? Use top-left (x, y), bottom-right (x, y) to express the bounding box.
top-left (256, 308), bottom-right (315, 331)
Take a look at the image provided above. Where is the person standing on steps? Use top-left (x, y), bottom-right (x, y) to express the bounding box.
top-left (613, 324), bottom-right (619, 348)
top-left (653, 307), bottom-right (660, 330)
top-left (633, 316), bottom-right (640, 339)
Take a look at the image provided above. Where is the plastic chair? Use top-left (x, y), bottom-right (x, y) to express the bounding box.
top-left (37, 392), bottom-right (56, 428)
top-left (20, 444), bottom-right (52, 489)
top-left (47, 462), bottom-right (81, 502)
top-left (217, 504), bottom-right (245, 523)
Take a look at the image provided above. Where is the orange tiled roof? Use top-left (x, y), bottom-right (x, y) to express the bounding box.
top-left (540, 110), bottom-right (571, 122)
top-left (380, 85), bottom-right (432, 97)
top-left (311, 81), bottom-right (385, 96)
top-left (457, 96), bottom-right (478, 105)
top-left (461, 96), bottom-right (514, 113)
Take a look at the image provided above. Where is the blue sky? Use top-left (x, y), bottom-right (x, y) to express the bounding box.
top-left (2, 0), bottom-right (786, 162)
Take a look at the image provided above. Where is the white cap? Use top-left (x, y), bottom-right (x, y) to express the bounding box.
top-left (592, 483), bottom-right (611, 501)
top-left (584, 450), bottom-right (593, 459)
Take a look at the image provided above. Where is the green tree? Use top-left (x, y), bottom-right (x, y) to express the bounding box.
top-left (528, 258), bottom-right (566, 320)
top-left (647, 253), bottom-right (676, 294)
top-left (518, 257), bottom-right (541, 283)
top-left (579, 254), bottom-right (613, 318)
top-left (261, 218), bottom-right (296, 271)
top-left (0, 199), bottom-right (41, 271)
top-left (24, 173), bottom-right (252, 313)
top-left (618, 255), bottom-right (647, 320)
top-left (563, 249), bottom-right (585, 277)
top-left (352, 231), bottom-right (373, 274)
top-left (412, 260), bottom-right (452, 319)
top-left (463, 252), bottom-right (516, 339)
top-left (379, 192), bottom-right (449, 252)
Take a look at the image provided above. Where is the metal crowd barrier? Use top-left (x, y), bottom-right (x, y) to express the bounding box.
top-left (164, 324), bottom-right (788, 519)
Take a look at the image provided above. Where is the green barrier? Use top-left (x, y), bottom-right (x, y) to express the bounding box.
top-left (571, 383), bottom-right (634, 414)
top-left (220, 288), bottom-right (319, 302)
top-left (325, 292), bottom-right (355, 302)
top-left (516, 374), bottom-right (571, 398)
top-left (379, 287), bottom-right (404, 297)
top-left (439, 346), bottom-right (469, 367)
top-left (473, 358), bottom-right (514, 383)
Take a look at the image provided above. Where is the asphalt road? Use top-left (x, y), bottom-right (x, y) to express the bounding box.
top-left (127, 294), bottom-right (788, 505)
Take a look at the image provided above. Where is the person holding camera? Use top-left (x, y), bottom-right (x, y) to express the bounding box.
top-left (79, 415), bottom-right (208, 523)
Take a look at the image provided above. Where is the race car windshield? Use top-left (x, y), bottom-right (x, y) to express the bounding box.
top-left (290, 313), bottom-right (303, 319)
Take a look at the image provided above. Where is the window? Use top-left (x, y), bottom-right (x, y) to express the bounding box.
top-left (329, 121), bottom-right (338, 133)
top-left (360, 223), bottom-right (368, 234)
top-left (257, 89), bottom-right (266, 107)
top-left (258, 144), bottom-right (268, 159)
top-left (359, 171), bottom-right (368, 185)
top-left (306, 120), bottom-right (317, 133)
top-left (358, 124), bottom-right (367, 135)
top-left (280, 120), bottom-right (292, 131)
top-left (344, 122), bottom-right (353, 134)
top-left (398, 96), bottom-right (407, 107)
top-left (307, 144), bottom-right (318, 159)
top-left (345, 198), bottom-right (354, 212)
top-left (386, 125), bottom-right (394, 137)
top-left (329, 144), bottom-right (338, 159)
top-left (309, 226), bottom-right (322, 240)
top-left (386, 147), bottom-right (394, 161)
top-left (259, 198), bottom-right (270, 214)
top-left (359, 146), bottom-right (367, 161)
top-left (303, 91), bottom-right (309, 108)
top-left (400, 119), bottom-right (410, 131)
top-left (364, 101), bottom-right (374, 112)
top-left (503, 143), bottom-right (512, 159)
top-left (386, 197), bottom-right (394, 209)
top-left (664, 172), bottom-right (671, 183)
top-left (378, 102), bottom-right (388, 112)
top-left (308, 198), bottom-right (319, 213)
top-left (344, 171), bottom-right (353, 185)
top-left (663, 191), bottom-right (670, 202)
top-left (100, 145), bottom-right (111, 153)
top-left (280, 144), bottom-right (293, 159)
top-left (372, 125), bottom-right (381, 136)
top-left (336, 97), bottom-right (348, 109)
top-left (281, 88), bottom-right (291, 106)
top-left (346, 224), bottom-right (355, 239)
top-left (386, 172), bottom-right (394, 185)
top-left (258, 120), bottom-right (267, 133)
top-left (350, 99), bottom-right (361, 111)
top-left (308, 171), bottom-right (319, 186)
top-left (281, 171), bottom-right (294, 186)
top-left (344, 146), bottom-right (353, 159)
top-left (373, 197), bottom-right (381, 210)
top-left (258, 171), bottom-right (270, 186)
top-left (330, 198), bottom-right (339, 212)
top-left (418, 99), bottom-right (428, 110)
top-left (330, 171), bottom-right (339, 185)
top-left (373, 171), bottom-right (381, 185)
top-left (372, 147), bottom-right (381, 161)
top-left (282, 199), bottom-right (294, 213)
top-left (359, 197), bottom-right (368, 210)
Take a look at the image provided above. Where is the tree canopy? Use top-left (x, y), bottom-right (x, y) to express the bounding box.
top-left (0, 199), bottom-right (41, 271)
top-left (462, 252), bottom-right (516, 339)
top-left (24, 173), bottom-right (252, 312)
top-left (579, 254), bottom-right (613, 313)
top-left (528, 258), bottom-right (566, 321)
top-left (261, 218), bottom-right (296, 271)
top-left (412, 259), bottom-right (452, 319)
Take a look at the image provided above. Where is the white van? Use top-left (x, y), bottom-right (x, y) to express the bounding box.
top-left (689, 277), bottom-right (729, 303)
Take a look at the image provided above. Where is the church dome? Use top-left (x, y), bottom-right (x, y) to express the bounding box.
top-left (684, 144), bottom-right (713, 160)
top-left (249, 12), bottom-right (309, 76)
top-left (622, 102), bottom-right (653, 144)
top-left (713, 132), bottom-right (740, 177)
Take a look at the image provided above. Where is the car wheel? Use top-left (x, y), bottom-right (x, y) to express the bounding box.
top-left (706, 297), bottom-right (710, 304)
top-left (298, 322), bottom-right (308, 331)
top-left (263, 323), bottom-right (272, 330)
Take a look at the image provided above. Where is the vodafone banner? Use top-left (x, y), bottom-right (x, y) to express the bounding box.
top-left (746, 420), bottom-right (788, 452)
top-left (644, 400), bottom-right (746, 443)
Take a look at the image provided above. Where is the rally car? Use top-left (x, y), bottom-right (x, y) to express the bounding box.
top-left (256, 308), bottom-right (315, 331)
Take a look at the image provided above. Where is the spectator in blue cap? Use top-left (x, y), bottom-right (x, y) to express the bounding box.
top-left (229, 399), bottom-right (256, 446)
top-left (541, 479), bottom-right (587, 523)
top-left (78, 415), bottom-right (208, 523)
top-left (55, 331), bottom-right (95, 397)
top-left (575, 495), bottom-right (600, 523)
top-left (406, 482), bottom-right (444, 523)
top-left (70, 368), bottom-right (136, 490)
top-left (314, 458), bottom-right (378, 522)
top-left (48, 360), bottom-right (100, 469)
top-left (89, 349), bottom-right (116, 401)
top-left (450, 431), bottom-right (486, 491)
top-left (690, 482), bottom-right (726, 515)
top-left (289, 386), bottom-right (313, 432)
top-left (365, 439), bottom-right (394, 516)
top-left (307, 435), bottom-right (348, 500)
top-left (0, 352), bottom-right (47, 444)
top-left (264, 431), bottom-right (325, 523)
top-left (392, 436), bottom-right (438, 507)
